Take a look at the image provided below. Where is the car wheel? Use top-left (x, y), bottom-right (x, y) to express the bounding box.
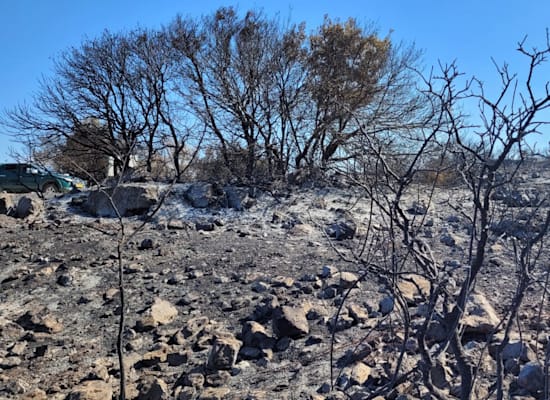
top-left (42, 183), bottom-right (59, 198)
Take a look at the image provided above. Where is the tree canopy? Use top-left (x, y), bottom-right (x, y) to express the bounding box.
top-left (3, 7), bottom-right (422, 184)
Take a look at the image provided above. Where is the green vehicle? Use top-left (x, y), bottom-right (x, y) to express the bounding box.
top-left (0, 163), bottom-right (84, 197)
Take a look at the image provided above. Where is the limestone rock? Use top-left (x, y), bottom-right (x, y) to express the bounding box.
top-left (334, 271), bottom-right (359, 289)
top-left (242, 321), bottom-right (275, 349)
top-left (347, 304), bottom-right (369, 324)
top-left (0, 193), bottom-right (15, 216)
top-left (271, 276), bottom-right (295, 288)
top-left (150, 298), bottom-right (178, 325)
top-left (185, 182), bottom-right (224, 209)
top-left (198, 387), bottom-right (231, 400)
top-left (21, 388), bottom-right (48, 400)
top-left (66, 380), bottom-right (113, 400)
top-left (136, 377), bottom-right (170, 400)
top-left (343, 362), bottom-right (371, 385)
top-left (461, 292), bottom-right (500, 334)
top-left (16, 309), bottom-right (63, 334)
top-left (207, 332), bottom-right (242, 370)
top-left (84, 184), bottom-right (158, 217)
top-left (397, 274), bottom-right (431, 304)
top-left (272, 306), bottom-right (309, 339)
top-left (136, 344), bottom-right (170, 368)
top-left (182, 373), bottom-right (205, 389)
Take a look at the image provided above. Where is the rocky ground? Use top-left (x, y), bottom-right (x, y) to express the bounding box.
top-left (0, 172), bottom-right (549, 400)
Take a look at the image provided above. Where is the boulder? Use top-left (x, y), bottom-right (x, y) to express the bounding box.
top-left (224, 186), bottom-right (243, 211)
top-left (136, 377), bottom-right (170, 400)
top-left (517, 362), bottom-right (544, 394)
top-left (397, 274), bottom-right (431, 304)
top-left (16, 193), bottom-right (44, 219)
top-left (241, 321), bottom-right (275, 349)
top-left (501, 341), bottom-right (536, 362)
top-left (272, 306), bottom-right (309, 339)
top-left (333, 271), bottom-right (359, 289)
top-left (84, 184), bottom-right (158, 217)
top-left (342, 362), bottom-right (371, 385)
top-left (207, 332), bottom-right (242, 370)
top-left (0, 193), bottom-right (15, 216)
top-left (185, 182), bottom-right (244, 210)
top-left (347, 303), bottom-right (369, 324)
top-left (461, 292), bottom-right (500, 334)
top-left (136, 298), bottom-right (178, 331)
top-left (185, 182), bottom-right (223, 208)
top-left (150, 298), bottom-right (178, 325)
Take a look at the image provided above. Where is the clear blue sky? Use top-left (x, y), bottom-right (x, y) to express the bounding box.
top-left (1, 0), bottom-right (549, 162)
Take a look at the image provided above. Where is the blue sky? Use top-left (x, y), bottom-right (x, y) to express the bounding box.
top-left (1, 0), bottom-right (549, 162)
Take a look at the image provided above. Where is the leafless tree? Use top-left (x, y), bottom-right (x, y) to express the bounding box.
top-left (329, 34), bottom-right (550, 400)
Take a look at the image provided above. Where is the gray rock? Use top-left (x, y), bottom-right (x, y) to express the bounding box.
top-left (16, 193), bottom-right (44, 219)
top-left (379, 296), bottom-right (394, 315)
top-left (242, 321), bottom-right (275, 349)
top-left (251, 281), bottom-right (270, 293)
top-left (185, 182), bottom-right (219, 208)
top-left (195, 220), bottom-right (215, 232)
top-left (517, 362), bottom-right (544, 393)
top-left (84, 184), bottom-right (158, 217)
top-left (185, 182), bottom-right (243, 209)
top-left (326, 219), bottom-right (357, 240)
top-left (56, 274), bottom-right (73, 286)
top-left (321, 286), bottom-right (337, 299)
top-left (407, 201), bottom-right (427, 215)
top-left (440, 233), bottom-right (456, 247)
top-left (139, 238), bottom-right (154, 250)
top-left (224, 186), bottom-right (243, 211)
top-left (207, 332), bottom-right (242, 370)
top-left (492, 188), bottom-right (541, 207)
top-left (175, 386), bottom-right (197, 400)
top-left (426, 320), bottom-right (447, 342)
top-left (502, 341), bottom-right (536, 362)
top-left (321, 265), bottom-right (338, 278)
top-left (239, 346), bottom-right (262, 360)
top-left (328, 314), bottom-right (355, 332)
